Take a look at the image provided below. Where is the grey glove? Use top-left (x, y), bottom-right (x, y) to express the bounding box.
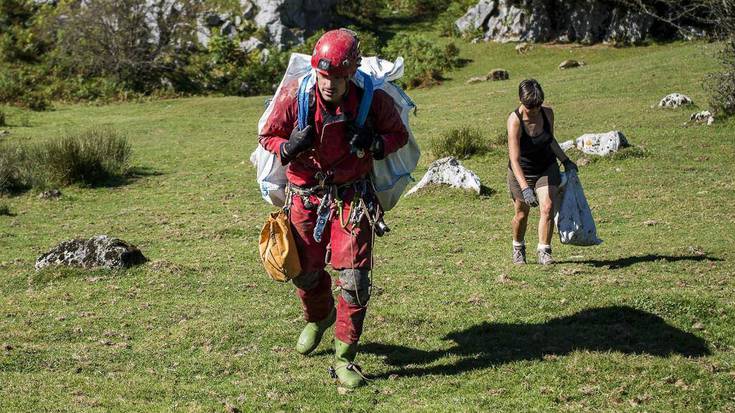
top-left (562, 159), bottom-right (578, 172)
top-left (522, 187), bottom-right (538, 207)
top-left (280, 125), bottom-right (313, 164)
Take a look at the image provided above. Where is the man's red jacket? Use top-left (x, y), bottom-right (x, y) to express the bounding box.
top-left (259, 78), bottom-right (409, 187)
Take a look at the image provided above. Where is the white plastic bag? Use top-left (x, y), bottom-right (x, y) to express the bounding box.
top-left (252, 53), bottom-right (420, 210)
top-left (555, 171), bottom-right (603, 246)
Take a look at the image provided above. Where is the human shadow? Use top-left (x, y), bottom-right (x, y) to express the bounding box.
top-left (92, 165), bottom-right (164, 188)
top-left (362, 306), bottom-right (709, 379)
top-left (557, 254), bottom-right (721, 269)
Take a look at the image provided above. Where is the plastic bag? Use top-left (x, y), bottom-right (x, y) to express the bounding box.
top-left (555, 171), bottom-right (603, 246)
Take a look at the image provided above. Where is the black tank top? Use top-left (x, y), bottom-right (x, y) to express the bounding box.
top-left (508, 107), bottom-right (557, 176)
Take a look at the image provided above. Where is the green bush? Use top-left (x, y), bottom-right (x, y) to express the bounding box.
top-left (37, 128), bottom-right (132, 186)
top-left (0, 202), bottom-right (10, 216)
top-left (0, 127), bottom-right (132, 192)
top-left (0, 143), bottom-right (32, 193)
top-left (430, 127), bottom-right (490, 159)
top-left (383, 33), bottom-right (460, 88)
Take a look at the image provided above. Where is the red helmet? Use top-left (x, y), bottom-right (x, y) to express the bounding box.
top-left (311, 29), bottom-right (361, 77)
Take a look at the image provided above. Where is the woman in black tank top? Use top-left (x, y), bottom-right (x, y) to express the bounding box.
top-left (506, 79), bottom-right (578, 265)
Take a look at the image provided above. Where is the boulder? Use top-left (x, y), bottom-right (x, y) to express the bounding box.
top-left (690, 110), bottom-right (715, 125)
top-left (466, 76), bottom-right (488, 84)
top-left (254, 0), bottom-right (339, 50)
top-left (574, 131), bottom-right (629, 156)
top-left (38, 189), bottom-right (62, 199)
top-left (559, 59), bottom-right (584, 69)
top-left (515, 42), bottom-right (532, 54)
top-left (488, 69), bottom-right (509, 81)
top-left (659, 93), bottom-right (693, 108)
top-left (405, 157), bottom-right (482, 196)
top-left (35, 235), bottom-right (147, 270)
top-left (455, 0), bottom-right (496, 34)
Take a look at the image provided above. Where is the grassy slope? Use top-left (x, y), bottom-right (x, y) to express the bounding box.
top-left (1, 41), bottom-right (734, 412)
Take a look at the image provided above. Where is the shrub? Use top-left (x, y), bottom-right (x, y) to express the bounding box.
top-left (383, 33), bottom-right (461, 88)
top-left (0, 143), bottom-right (32, 193)
top-left (430, 127), bottom-right (489, 159)
top-left (706, 2), bottom-right (735, 117)
top-left (0, 202), bottom-right (10, 216)
top-left (0, 110), bottom-right (5, 127)
top-left (1, 127), bottom-right (132, 192)
top-left (36, 128), bottom-right (132, 186)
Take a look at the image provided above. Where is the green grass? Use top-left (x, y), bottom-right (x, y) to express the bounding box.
top-left (1, 40), bottom-right (734, 412)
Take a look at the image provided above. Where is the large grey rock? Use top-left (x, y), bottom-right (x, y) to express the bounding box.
top-left (455, 0), bottom-right (496, 33)
top-left (574, 131), bottom-right (629, 156)
top-left (456, 0), bottom-right (701, 44)
top-left (254, 0), bottom-right (339, 49)
top-left (406, 157), bottom-right (482, 196)
top-left (659, 93), bottom-right (693, 108)
top-left (36, 235), bottom-right (147, 270)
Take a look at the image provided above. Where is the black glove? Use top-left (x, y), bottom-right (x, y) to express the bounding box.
top-left (348, 123), bottom-right (387, 160)
top-left (370, 136), bottom-right (385, 160)
top-left (562, 159), bottom-right (578, 172)
top-left (280, 125), bottom-right (313, 164)
top-left (521, 187), bottom-right (538, 207)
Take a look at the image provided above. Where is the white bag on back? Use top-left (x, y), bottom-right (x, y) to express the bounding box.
top-left (252, 53), bottom-right (420, 210)
top-left (555, 171), bottom-right (603, 246)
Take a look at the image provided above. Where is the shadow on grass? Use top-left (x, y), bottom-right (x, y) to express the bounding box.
top-left (363, 306), bottom-right (710, 379)
top-left (557, 254), bottom-right (721, 269)
top-left (93, 165), bottom-right (163, 188)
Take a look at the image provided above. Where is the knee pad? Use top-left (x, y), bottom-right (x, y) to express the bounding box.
top-left (292, 270), bottom-right (322, 290)
top-left (339, 268), bottom-right (371, 306)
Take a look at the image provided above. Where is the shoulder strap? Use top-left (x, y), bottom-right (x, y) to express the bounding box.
top-left (514, 108), bottom-right (528, 136)
top-left (355, 70), bottom-right (373, 127)
top-left (297, 73), bottom-right (313, 130)
top-left (540, 107), bottom-right (551, 132)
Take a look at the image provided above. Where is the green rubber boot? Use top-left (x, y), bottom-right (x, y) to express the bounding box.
top-left (333, 338), bottom-right (366, 388)
top-left (295, 307), bottom-right (336, 355)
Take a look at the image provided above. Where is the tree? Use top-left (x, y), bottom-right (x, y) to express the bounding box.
top-left (54, 0), bottom-right (199, 92)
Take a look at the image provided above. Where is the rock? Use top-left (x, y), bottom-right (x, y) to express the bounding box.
top-left (456, 0), bottom-right (706, 44)
top-left (38, 189), bottom-right (62, 199)
top-left (254, 0), bottom-right (339, 50)
top-left (559, 140), bottom-right (574, 151)
top-left (466, 76), bottom-right (488, 84)
top-left (515, 42), bottom-right (532, 54)
top-left (220, 20), bottom-right (237, 39)
top-left (405, 157), bottom-right (482, 196)
top-left (692, 321), bottom-right (704, 331)
top-left (239, 36), bottom-right (264, 53)
top-left (690, 110), bottom-right (714, 125)
top-left (643, 219), bottom-right (658, 226)
top-left (35, 235), bottom-right (147, 270)
top-left (455, 0), bottom-right (496, 34)
top-left (574, 131), bottom-right (628, 156)
top-left (203, 12), bottom-right (225, 27)
top-left (0, 130), bottom-right (9, 137)
top-left (659, 93), bottom-right (693, 108)
top-left (487, 69), bottom-right (509, 81)
top-left (559, 59), bottom-right (584, 69)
